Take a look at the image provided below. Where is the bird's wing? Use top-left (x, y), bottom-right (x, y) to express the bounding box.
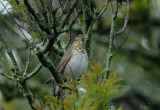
top-left (57, 48), bottom-right (72, 74)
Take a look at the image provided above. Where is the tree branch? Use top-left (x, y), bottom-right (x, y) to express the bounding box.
top-left (36, 52), bottom-right (63, 84)
top-left (81, 0), bottom-right (94, 33)
top-left (21, 81), bottom-right (35, 110)
top-left (0, 1), bottom-right (31, 46)
top-left (57, 0), bottom-right (64, 14)
top-left (24, 49), bottom-right (31, 75)
top-left (105, 0), bottom-right (130, 78)
top-left (112, 22), bottom-right (132, 57)
top-left (74, 8), bottom-right (85, 34)
top-left (24, 64), bottom-right (42, 81)
top-left (63, 0), bottom-right (70, 11)
top-left (59, 0), bottom-right (78, 30)
top-left (96, 0), bottom-right (110, 20)
top-left (105, 2), bottom-right (117, 78)
top-left (52, 46), bottom-right (64, 57)
top-left (23, 0), bottom-right (52, 34)
top-left (81, 0), bottom-right (95, 59)
top-left (114, 0), bottom-right (130, 36)
top-left (0, 34), bottom-right (19, 73)
top-left (0, 70), bottom-right (14, 80)
top-left (59, 10), bottom-right (82, 34)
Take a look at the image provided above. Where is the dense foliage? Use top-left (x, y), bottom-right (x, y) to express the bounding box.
top-left (33, 64), bottom-right (122, 110)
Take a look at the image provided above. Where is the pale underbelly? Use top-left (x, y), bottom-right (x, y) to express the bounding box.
top-left (63, 52), bottom-right (88, 78)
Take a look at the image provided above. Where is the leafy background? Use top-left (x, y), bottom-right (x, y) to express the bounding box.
top-left (0, 0), bottom-right (160, 110)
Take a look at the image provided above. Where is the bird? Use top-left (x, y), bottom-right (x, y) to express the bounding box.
top-left (57, 34), bottom-right (89, 78)
top-left (44, 34), bottom-right (89, 84)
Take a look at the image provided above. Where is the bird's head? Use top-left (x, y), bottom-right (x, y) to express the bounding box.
top-left (72, 34), bottom-right (85, 50)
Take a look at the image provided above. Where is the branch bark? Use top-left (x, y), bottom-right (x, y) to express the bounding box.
top-left (96, 0), bottom-right (110, 20)
top-left (59, 0), bottom-right (78, 30)
top-left (105, 0), bottom-right (130, 78)
top-left (36, 52), bottom-right (63, 84)
top-left (21, 81), bottom-right (35, 110)
top-left (114, 0), bottom-right (130, 36)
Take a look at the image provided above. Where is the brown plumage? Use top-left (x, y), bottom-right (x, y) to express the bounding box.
top-left (44, 35), bottom-right (88, 84)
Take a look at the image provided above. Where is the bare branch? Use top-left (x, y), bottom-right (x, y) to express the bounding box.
top-left (96, 0), bottom-right (110, 20)
top-left (21, 81), bottom-right (36, 110)
top-left (52, 46), bottom-right (64, 57)
top-left (105, 1), bottom-right (117, 78)
top-left (0, 34), bottom-right (19, 72)
top-left (58, 0), bottom-right (64, 13)
top-left (114, 0), bottom-right (130, 36)
top-left (112, 21), bottom-right (132, 57)
top-left (24, 49), bottom-right (31, 75)
top-left (74, 8), bottom-right (85, 34)
top-left (59, 0), bottom-right (78, 30)
top-left (113, 0), bottom-right (119, 20)
top-left (68, 64), bottom-right (79, 98)
top-left (63, 0), bottom-right (70, 11)
top-left (54, 50), bottom-right (60, 65)
top-left (36, 52), bottom-right (63, 84)
top-left (0, 1), bottom-right (31, 45)
top-left (25, 64), bottom-right (42, 81)
top-left (24, 0), bottom-right (52, 34)
top-left (0, 70), bottom-right (14, 80)
top-left (59, 10), bottom-right (82, 34)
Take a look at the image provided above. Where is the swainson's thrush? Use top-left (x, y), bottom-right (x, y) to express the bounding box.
top-left (57, 34), bottom-right (89, 78)
top-left (44, 35), bottom-right (88, 84)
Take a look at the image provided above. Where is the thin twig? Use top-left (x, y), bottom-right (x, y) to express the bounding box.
top-left (54, 50), bottom-right (60, 65)
top-left (113, 0), bottom-right (119, 20)
top-left (35, 0), bottom-right (42, 12)
top-left (105, 0), bottom-right (130, 78)
top-left (0, 70), bottom-right (14, 80)
top-left (0, 34), bottom-right (19, 72)
top-left (115, 37), bottom-right (120, 47)
top-left (82, 0), bottom-right (110, 58)
top-left (59, 0), bottom-right (78, 30)
top-left (59, 10), bottom-right (82, 34)
top-left (112, 20), bottom-right (132, 57)
top-left (21, 81), bottom-right (36, 110)
top-left (105, 1), bottom-right (117, 78)
top-left (63, 0), bottom-right (70, 11)
top-left (65, 29), bottom-right (72, 49)
top-left (24, 0), bottom-right (51, 34)
top-left (52, 46), bottom-right (64, 57)
top-left (140, 90), bottom-right (152, 110)
top-left (114, 0), bottom-right (130, 36)
top-left (24, 49), bottom-right (31, 75)
top-left (25, 63), bottom-right (42, 81)
top-left (57, 0), bottom-right (64, 13)
top-left (0, 1), bottom-right (31, 45)
top-left (68, 64), bottom-right (79, 98)
top-left (36, 52), bottom-right (63, 84)
top-left (114, 0), bottom-right (120, 47)
top-left (74, 8), bottom-right (85, 34)
top-left (96, 0), bottom-right (110, 20)
top-left (49, 0), bottom-right (53, 11)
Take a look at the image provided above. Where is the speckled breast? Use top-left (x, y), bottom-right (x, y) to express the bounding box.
top-left (63, 50), bottom-right (89, 78)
